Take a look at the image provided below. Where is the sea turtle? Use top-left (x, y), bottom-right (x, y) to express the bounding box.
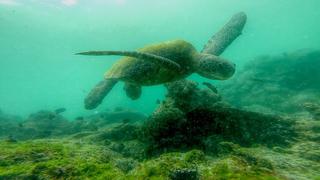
top-left (77, 12), bottom-right (247, 110)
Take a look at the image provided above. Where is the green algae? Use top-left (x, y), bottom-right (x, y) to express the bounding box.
top-left (1, 132), bottom-right (319, 180)
top-left (0, 140), bottom-right (125, 179)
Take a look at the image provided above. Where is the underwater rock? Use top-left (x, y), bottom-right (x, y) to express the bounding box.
top-left (115, 158), bottom-right (138, 173)
top-left (89, 123), bottom-right (146, 160)
top-left (86, 107), bottom-right (147, 126)
top-left (0, 108), bottom-right (145, 141)
top-left (20, 110), bottom-right (73, 139)
top-left (142, 79), bottom-right (295, 155)
top-left (54, 107), bottom-right (66, 114)
top-left (0, 111), bottom-right (23, 139)
top-left (68, 117), bottom-right (99, 133)
top-left (94, 124), bottom-right (140, 142)
top-left (169, 168), bottom-right (199, 180)
top-left (234, 150), bottom-right (274, 171)
top-left (302, 102), bottom-right (320, 120)
top-left (221, 49), bottom-right (320, 115)
top-left (142, 106), bottom-right (188, 153)
top-left (9, 108), bottom-right (147, 140)
top-left (119, 141), bottom-right (147, 160)
top-left (289, 141), bottom-right (320, 162)
top-left (184, 150), bottom-right (206, 164)
top-left (204, 138), bottom-right (240, 155)
top-left (4, 135), bottom-right (18, 143)
top-left (104, 140), bottom-right (146, 160)
top-left (0, 140), bottom-right (127, 179)
top-left (0, 125), bottom-right (316, 179)
top-left (164, 79), bottom-right (222, 112)
top-left (105, 107), bottom-right (148, 123)
top-left (0, 110), bottom-right (22, 123)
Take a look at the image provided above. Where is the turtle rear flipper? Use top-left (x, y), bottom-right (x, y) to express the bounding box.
top-left (124, 83), bottom-right (141, 100)
top-left (76, 50), bottom-right (181, 70)
top-left (85, 79), bottom-right (118, 110)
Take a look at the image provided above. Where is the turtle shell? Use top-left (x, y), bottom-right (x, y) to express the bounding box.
top-left (104, 40), bottom-right (197, 85)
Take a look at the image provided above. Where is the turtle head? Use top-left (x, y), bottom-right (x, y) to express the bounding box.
top-left (195, 53), bottom-right (235, 80)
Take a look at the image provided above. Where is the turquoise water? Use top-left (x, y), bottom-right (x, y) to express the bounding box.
top-left (1, 0), bottom-right (320, 118)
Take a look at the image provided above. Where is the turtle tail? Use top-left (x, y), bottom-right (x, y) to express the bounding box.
top-left (84, 79), bottom-right (118, 110)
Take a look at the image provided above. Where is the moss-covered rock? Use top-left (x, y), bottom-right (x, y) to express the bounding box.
top-left (94, 124), bottom-right (140, 142)
top-left (221, 50), bottom-right (320, 115)
top-left (20, 110), bottom-right (73, 139)
top-left (142, 79), bottom-right (295, 154)
top-left (184, 150), bottom-right (206, 164)
top-left (169, 168), bottom-right (199, 180)
top-left (0, 111), bottom-right (23, 140)
top-left (303, 102), bottom-right (320, 120)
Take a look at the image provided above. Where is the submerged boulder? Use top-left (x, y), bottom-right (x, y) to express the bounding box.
top-left (21, 110), bottom-right (72, 139)
top-left (142, 80), bottom-right (295, 155)
top-left (0, 111), bottom-right (23, 139)
top-left (84, 107), bottom-right (147, 127)
top-left (221, 49), bottom-right (320, 115)
top-left (302, 102), bottom-right (320, 120)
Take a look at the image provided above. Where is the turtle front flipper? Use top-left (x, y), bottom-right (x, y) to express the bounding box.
top-left (76, 50), bottom-right (181, 70)
top-left (85, 79), bottom-right (118, 110)
top-left (202, 12), bottom-right (247, 56)
top-left (124, 83), bottom-right (141, 100)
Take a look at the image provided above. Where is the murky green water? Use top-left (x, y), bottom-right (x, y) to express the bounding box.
top-left (1, 0), bottom-right (319, 118)
top-left (1, 1), bottom-right (320, 179)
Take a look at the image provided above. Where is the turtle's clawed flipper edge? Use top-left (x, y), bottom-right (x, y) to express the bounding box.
top-left (76, 50), bottom-right (181, 70)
